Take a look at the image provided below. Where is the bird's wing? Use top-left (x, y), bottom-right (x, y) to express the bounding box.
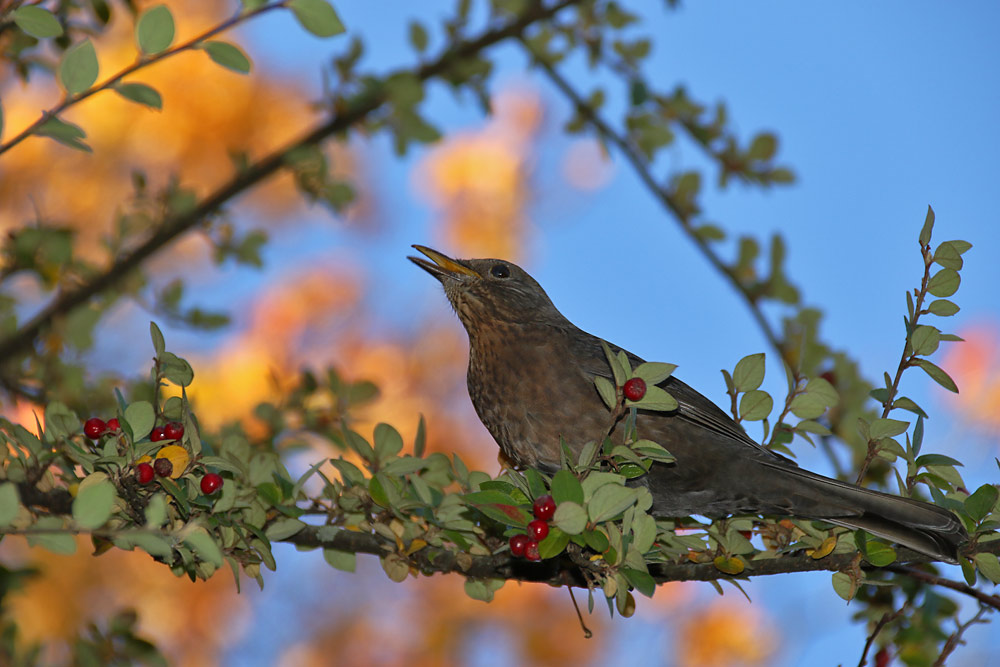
top-left (572, 330), bottom-right (791, 463)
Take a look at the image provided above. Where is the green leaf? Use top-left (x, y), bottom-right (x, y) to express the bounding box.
top-left (588, 485), bottom-right (638, 523)
top-left (463, 490), bottom-right (531, 527)
top-left (59, 40), bottom-right (99, 96)
top-left (551, 470), bottom-right (584, 506)
top-left (869, 418), bottom-right (910, 440)
top-left (915, 453), bottom-right (964, 469)
top-left (184, 528), bottom-right (224, 567)
top-left (622, 567), bottom-right (656, 597)
top-left (27, 518), bottom-right (77, 555)
top-left (552, 501), bottom-right (587, 534)
top-left (35, 115), bottom-right (91, 152)
top-left (324, 547), bottom-right (356, 572)
top-left (144, 493), bottom-right (168, 527)
top-left (910, 325), bottom-right (940, 356)
top-left (72, 475), bottom-right (115, 529)
top-left (373, 423), bottom-right (403, 461)
top-left (288, 0), bottom-right (346, 38)
top-left (150, 321), bottom-right (166, 357)
top-left (926, 269), bottom-right (960, 298)
top-left (464, 578), bottom-right (503, 602)
top-left (632, 362), bottom-right (676, 386)
top-left (632, 439), bottom-right (675, 463)
top-left (159, 351), bottom-right (194, 386)
top-left (594, 376), bottom-right (617, 410)
top-left (124, 400), bottom-right (155, 440)
top-left (739, 390), bottom-right (773, 421)
top-left (863, 541), bottom-right (897, 567)
top-left (584, 529), bottom-right (609, 553)
top-left (912, 358), bottom-right (958, 393)
top-left (933, 241), bottom-right (965, 270)
top-left (789, 393), bottom-right (825, 420)
top-left (537, 526), bottom-right (571, 559)
top-left (125, 532), bottom-right (173, 559)
top-left (265, 517), bottom-right (306, 540)
top-left (13, 6), bottom-right (64, 38)
top-left (964, 484), bottom-right (999, 523)
top-left (927, 299), bottom-right (960, 317)
top-left (0, 483), bottom-right (21, 527)
top-left (136, 5), bottom-right (175, 55)
top-left (974, 553), bottom-right (1000, 584)
top-left (732, 353), bottom-right (766, 392)
top-left (408, 21), bottom-right (428, 52)
top-left (630, 385), bottom-right (678, 412)
top-left (918, 205), bottom-right (935, 246)
top-left (203, 41), bottom-right (252, 74)
top-left (600, 341), bottom-right (626, 387)
top-left (115, 82), bottom-right (162, 110)
top-left (831, 571), bottom-right (855, 601)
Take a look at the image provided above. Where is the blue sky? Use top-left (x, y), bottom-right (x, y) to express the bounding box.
top-left (211, 2), bottom-right (1000, 664)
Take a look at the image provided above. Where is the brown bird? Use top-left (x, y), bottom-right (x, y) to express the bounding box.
top-left (409, 245), bottom-right (967, 563)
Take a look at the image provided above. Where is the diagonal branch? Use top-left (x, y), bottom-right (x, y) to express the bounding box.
top-left (0, 0), bottom-right (581, 365)
top-left (521, 40), bottom-right (793, 373)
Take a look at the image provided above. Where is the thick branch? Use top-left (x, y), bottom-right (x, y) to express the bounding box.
top-left (284, 525), bottom-right (1000, 594)
top-left (0, 0), bottom-right (581, 365)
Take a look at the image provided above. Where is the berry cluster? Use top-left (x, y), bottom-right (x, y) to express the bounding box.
top-left (82, 417), bottom-right (222, 496)
top-left (509, 494), bottom-right (556, 562)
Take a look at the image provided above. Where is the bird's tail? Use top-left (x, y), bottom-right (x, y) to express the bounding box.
top-left (779, 466), bottom-right (967, 564)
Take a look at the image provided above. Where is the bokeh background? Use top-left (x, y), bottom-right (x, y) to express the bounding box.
top-left (1, 1), bottom-right (998, 665)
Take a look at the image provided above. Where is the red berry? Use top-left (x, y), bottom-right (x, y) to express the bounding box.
top-left (524, 539), bottom-right (541, 561)
top-left (528, 519), bottom-right (550, 541)
top-left (150, 426), bottom-right (167, 442)
top-left (106, 418), bottom-right (120, 432)
top-left (83, 417), bottom-right (107, 439)
top-left (163, 421), bottom-right (184, 440)
top-left (153, 457), bottom-right (173, 478)
top-left (874, 647), bottom-right (890, 667)
top-left (509, 534), bottom-right (530, 557)
top-left (532, 494), bottom-right (556, 520)
top-left (623, 377), bottom-right (646, 402)
top-left (135, 462), bottom-right (155, 484)
top-left (200, 472), bottom-right (223, 495)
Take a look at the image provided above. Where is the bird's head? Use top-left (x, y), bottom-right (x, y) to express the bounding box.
top-left (408, 245), bottom-right (567, 331)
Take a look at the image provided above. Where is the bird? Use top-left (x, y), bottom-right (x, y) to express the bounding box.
top-left (408, 245), bottom-right (967, 563)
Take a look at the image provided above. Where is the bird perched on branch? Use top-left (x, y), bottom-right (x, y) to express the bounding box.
top-left (409, 245), bottom-right (967, 563)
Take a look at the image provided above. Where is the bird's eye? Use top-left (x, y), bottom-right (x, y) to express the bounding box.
top-left (490, 263), bottom-right (510, 279)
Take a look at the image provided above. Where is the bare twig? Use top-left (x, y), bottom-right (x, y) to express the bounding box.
top-left (520, 39), bottom-right (793, 374)
top-left (857, 604), bottom-right (909, 667)
top-left (933, 604), bottom-right (990, 667)
top-left (887, 564), bottom-right (1000, 612)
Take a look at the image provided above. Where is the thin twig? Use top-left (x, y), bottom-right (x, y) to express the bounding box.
top-left (933, 604), bottom-right (990, 667)
top-left (0, 2), bottom-right (285, 157)
top-left (857, 604), bottom-right (909, 667)
top-left (520, 39), bottom-right (793, 374)
top-left (0, 0), bottom-right (582, 365)
top-left (887, 564), bottom-right (1000, 612)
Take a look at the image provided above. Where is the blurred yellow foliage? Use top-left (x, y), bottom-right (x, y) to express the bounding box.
top-left (0, 0), bottom-right (317, 264)
top-left (416, 87), bottom-right (542, 261)
top-left (677, 599), bottom-right (776, 667)
top-left (940, 321), bottom-right (1000, 432)
top-left (2, 536), bottom-right (250, 665)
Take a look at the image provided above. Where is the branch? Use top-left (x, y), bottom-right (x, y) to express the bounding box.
top-left (0, 0), bottom-right (581, 365)
top-left (933, 604), bottom-right (990, 667)
top-left (0, 2), bottom-right (285, 157)
top-left (282, 526), bottom-right (1000, 588)
top-left (521, 40), bottom-right (793, 373)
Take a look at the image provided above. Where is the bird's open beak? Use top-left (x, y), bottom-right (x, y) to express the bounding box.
top-left (408, 245), bottom-right (479, 281)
